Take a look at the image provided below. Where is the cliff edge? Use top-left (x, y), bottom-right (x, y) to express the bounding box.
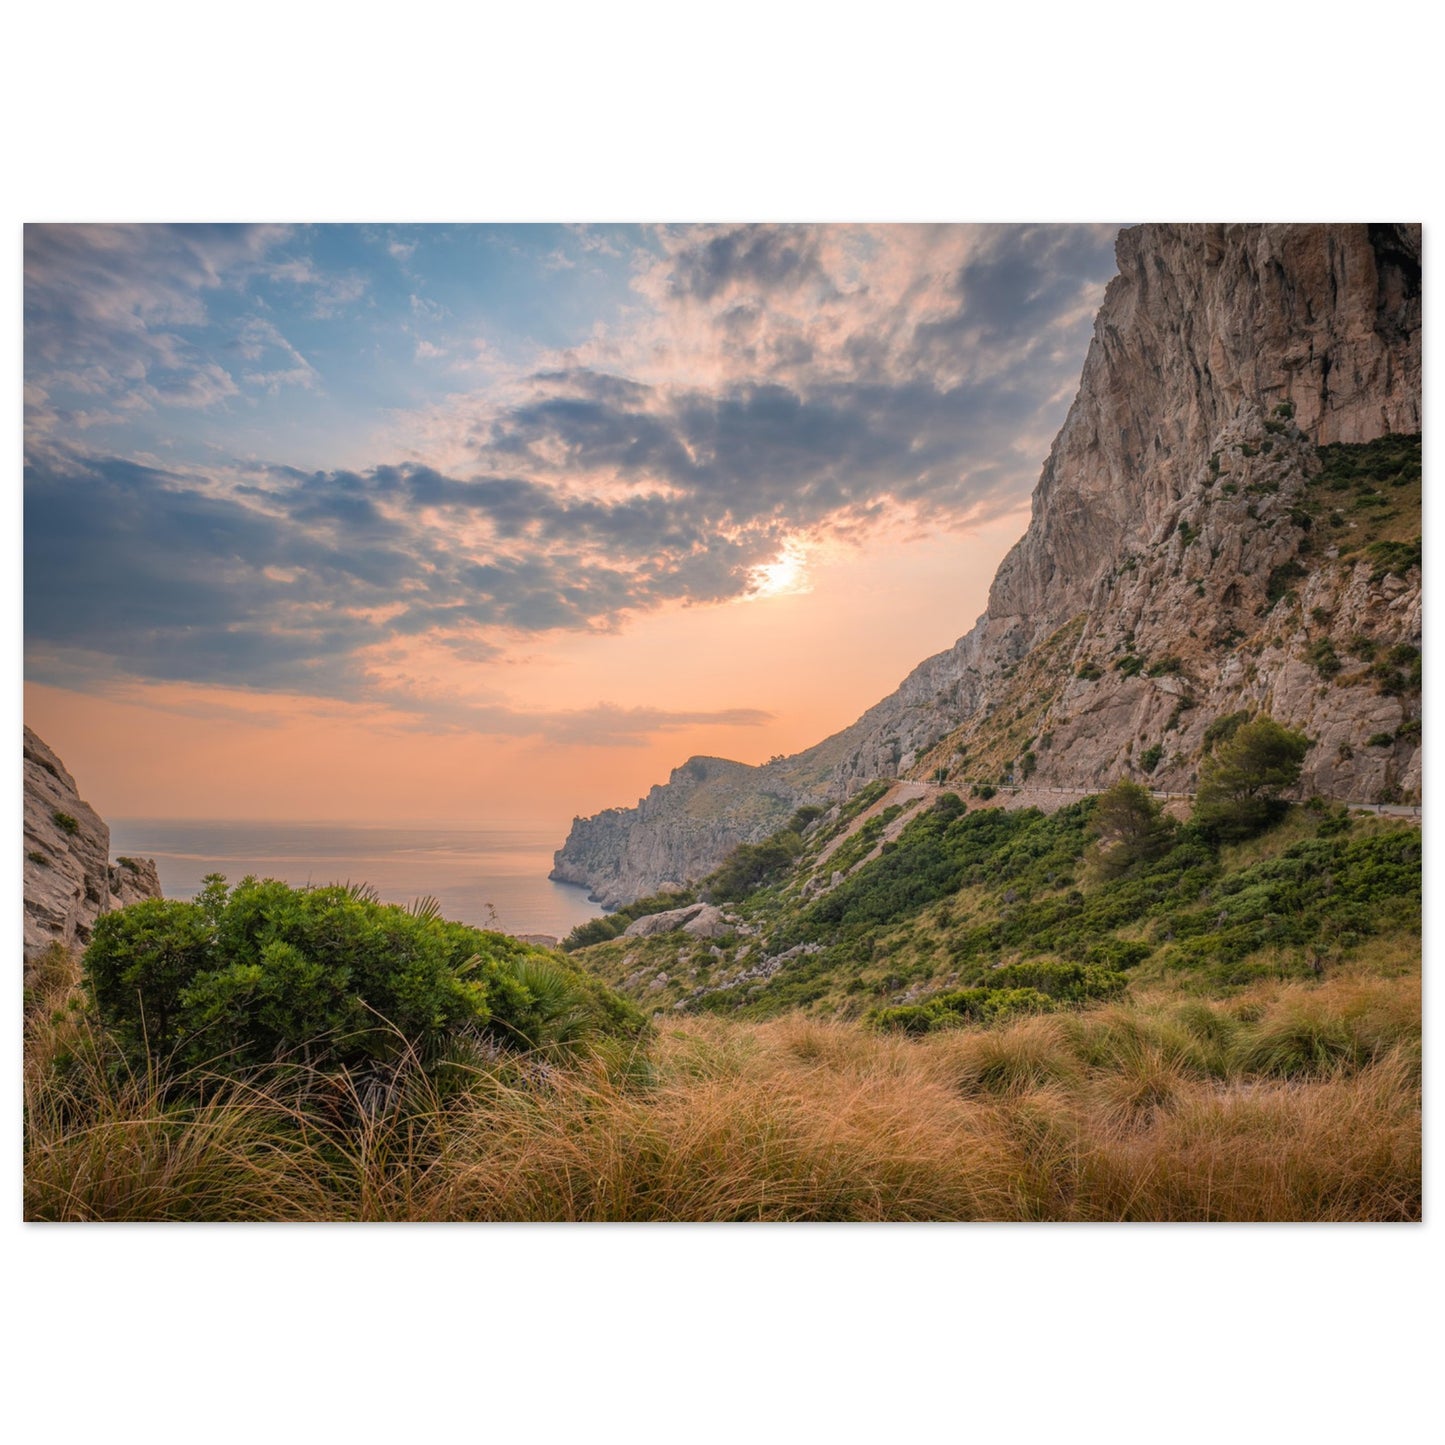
top-left (23, 727), bottom-right (162, 975)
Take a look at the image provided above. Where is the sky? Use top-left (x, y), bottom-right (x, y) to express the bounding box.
top-left (24, 223), bottom-right (1122, 827)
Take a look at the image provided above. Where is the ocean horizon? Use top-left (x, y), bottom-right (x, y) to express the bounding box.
top-left (108, 818), bottom-right (605, 940)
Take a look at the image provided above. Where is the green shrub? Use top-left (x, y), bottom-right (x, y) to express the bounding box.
top-left (85, 875), bottom-right (640, 1081)
top-left (1116, 654), bottom-right (1144, 678)
top-left (563, 888), bottom-right (696, 950)
top-left (707, 831), bottom-right (805, 901)
top-left (1265, 559), bottom-right (1307, 605)
top-left (1367, 732), bottom-right (1394, 748)
top-left (871, 986), bottom-right (1056, 1035)
top-left (52, 811), bottom-right (80, 836)
top-left (1139, 744), bottom-right (1165, 773)
top-left (788, 805), bottom-right (825, 834)
top-left (1075, 661), bottom-right (1103, 681)
top-left (1305, 639), bottom-right (1341, 679)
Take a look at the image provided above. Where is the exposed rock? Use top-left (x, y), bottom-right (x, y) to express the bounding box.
top-left (553, 224), bottom-right (1422, 905)
top-left (622, 902), bottom-right (710, 938)
top-left (621, 900), bottom-right (732, 939)
top-left (681, 904), bottom-right (730, 939)
top-left (23, 727), bottom-right (163, 974)
top-left (551, 755), bottom-right (831, 910)
top-left (109, 854), bottom-right (163, 910)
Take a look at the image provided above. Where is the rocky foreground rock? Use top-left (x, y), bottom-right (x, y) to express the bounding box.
top-left (554, 223), bottom-right (1422, 907)
top-left (23, 727), bottom-right (162, 975)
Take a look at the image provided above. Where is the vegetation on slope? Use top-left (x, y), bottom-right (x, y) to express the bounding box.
top-left (567, 715), bottom-right (1417, 1027)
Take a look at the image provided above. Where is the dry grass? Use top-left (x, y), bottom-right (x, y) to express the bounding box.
top-left (25, 950), bottom-right (1420, 1222)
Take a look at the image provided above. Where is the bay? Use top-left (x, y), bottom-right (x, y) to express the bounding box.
top-left (108, 819), bottom-right (604, 940)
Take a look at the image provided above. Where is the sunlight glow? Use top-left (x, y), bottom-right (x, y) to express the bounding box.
top-left (747, 547), bottom-right (811, 600)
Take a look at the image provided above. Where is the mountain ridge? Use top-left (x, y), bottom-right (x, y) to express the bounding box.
top-left (553, 223), bottom-right (1422, 909)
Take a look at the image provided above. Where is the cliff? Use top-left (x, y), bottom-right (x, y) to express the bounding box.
top-left (551, 755), bottom-right (832, 909)
top-left (23, 727), bottom-right (162, 975)
top-left (553, 223), bottom-right (1422, 907)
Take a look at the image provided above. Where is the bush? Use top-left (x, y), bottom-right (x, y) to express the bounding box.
top-left (52, 811), bottom-right (80, 836)
top-left (1076, 661), bottom-right (1104, 681)
top-left (872, 987), bottom-right (1055, 1035)
top-left (1305, 639), bottom-right (1341, 679)
top-left (85, 876), bottom-right (640, 1081)
top-left (1203, 711), bottom-right (1252, 752)
top-left (706, 832), bottom-right (804, 901)
top-left (1265, 559), bottom-right (1307, 605)
top-left (563, 888), bottom-right (695, 950)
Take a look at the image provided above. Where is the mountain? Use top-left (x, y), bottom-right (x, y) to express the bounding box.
top-left (553, 223), bottom-right (1422, 909)
top-left (23, 727), bottom-right (162, 976)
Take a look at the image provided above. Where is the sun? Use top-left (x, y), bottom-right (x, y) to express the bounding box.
top-left (747, 547), bottom-right (810, 600)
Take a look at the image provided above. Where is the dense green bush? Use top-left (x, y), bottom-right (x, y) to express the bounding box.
top-left (1305, 638), bottom-right (1342, 678)
top-left (86, 876), bottom-right (641, 1079)
top-left (707, 832), bottom-right (805, 901)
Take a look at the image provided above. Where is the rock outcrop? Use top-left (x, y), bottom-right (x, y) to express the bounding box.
top-left (551, 755), bottom-right (831, 909)
top-left (553, 224), bottom-right (1422, 906)
top-left (23, 727), bottom-right (162, 974)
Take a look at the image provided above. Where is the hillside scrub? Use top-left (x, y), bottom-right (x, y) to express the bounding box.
top-left (568, 764), bottom-right (1418, 1024)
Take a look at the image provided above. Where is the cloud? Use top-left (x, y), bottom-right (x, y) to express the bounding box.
top-left (25, 223), bottom-right (1123, 741)
top-left (24, 224), bottom-right (354, 448)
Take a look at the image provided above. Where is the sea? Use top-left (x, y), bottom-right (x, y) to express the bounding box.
top-left (107, 820), bottom-right (605, 941)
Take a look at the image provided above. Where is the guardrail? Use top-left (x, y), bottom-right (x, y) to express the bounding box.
top-left (947, 782), bottom-right (1421, 817)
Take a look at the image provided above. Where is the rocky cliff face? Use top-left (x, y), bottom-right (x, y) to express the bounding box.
top-left (554, 223), bottom-right (1422, 907)
top-left (552, 755), bottom-right (829, 909)
top-left (23, 727), bottom-right (162, 975)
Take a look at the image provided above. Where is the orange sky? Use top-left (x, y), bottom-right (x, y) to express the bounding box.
top-left (24, 506), bottom-right (1027, 828)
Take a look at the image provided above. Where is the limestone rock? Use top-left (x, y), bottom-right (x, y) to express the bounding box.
top-left (23, 727), bottom-right (162, 974)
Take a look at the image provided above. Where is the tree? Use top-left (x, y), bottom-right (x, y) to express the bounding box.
top-left (1193, 716), bottom-right (1310, 841)
top-left (1089, 779), bottom-right (1174, 878)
